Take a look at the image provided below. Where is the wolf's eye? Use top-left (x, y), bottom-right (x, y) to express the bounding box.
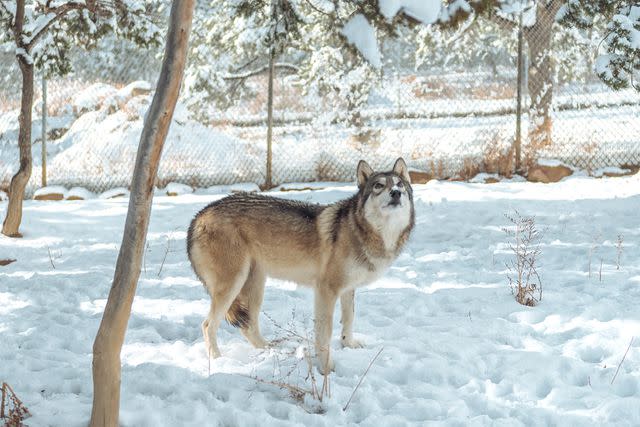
top-left (397, 181), bottom-right (404, 188)
top-left (374, 183), bottom-right (384, 190)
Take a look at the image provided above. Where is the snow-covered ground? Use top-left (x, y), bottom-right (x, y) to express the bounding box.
top-left (1, 175), bottom-right (639, 426)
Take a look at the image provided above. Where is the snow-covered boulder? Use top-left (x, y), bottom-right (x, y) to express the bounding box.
top-left (164, 182), bottom-right (193, 196)
top-left (198, 183), bottom-right (260, 195)
top-left (527, 160), bottom-right (574, 183)
top-left (470, 173), bottom-right (501, 184)
top-left (34, 186), bottom-right (67, 201)
top-left (592, 166), bottom-right (636, 178)
top-left (99, 188), bottom-right (129, 199)
top-left (66, 187), bottom-right (95, 201)
top-left (72, 83), bottom-right (118, 115)
top-left (115, 81), bottom-right (152, 101)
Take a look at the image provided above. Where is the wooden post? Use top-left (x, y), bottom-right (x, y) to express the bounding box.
top-left (515, 7), bottom-right (524, 174)
top-left (89, 1), bottom-right (194, 425)
top-left (41, 75), bottom-right (47, 187)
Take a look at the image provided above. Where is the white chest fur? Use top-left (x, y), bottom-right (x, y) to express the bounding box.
top-left (364, 199), bottom-right (412, 253)
top-left (344, 256), bottom-right (392, 288)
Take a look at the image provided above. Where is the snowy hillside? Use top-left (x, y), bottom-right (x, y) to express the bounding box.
top-left (1, 175), bottom-right (639, 426)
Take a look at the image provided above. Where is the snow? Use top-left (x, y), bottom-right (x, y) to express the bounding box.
top-left (115, 80), bottom-right (152, 102)
top-left (15, 47), bottom-right (33, 65)
top-left (535, 158), bottom-right (574, 168)
top-left (592, 167), bottom-right (633, 178)
top-left (1, 175), bottom-right (640, 425)
top-left (99, 187), bottom-right (129, 199)
top-left (341, 14), bottom-right (382, 69)
top-left (196, 183), bottom-right (261, 195)
top-left (613, 6), bottom-right (640, 49)
top-left (71, 83), bottom-right (118, 114)
top-left (379, 0), bottom-right (442, 24)
top-left (66, 187), bottom-right (94, 200)
top-left (164, 182), bottom-right (193, 196)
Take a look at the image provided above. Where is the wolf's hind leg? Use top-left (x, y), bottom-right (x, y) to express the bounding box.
top-left (238, 262), bottom-right (268, 348)
top-left (340, 289), bottom-right (364, 349)
top-left (203, 260), bottom-right (250, 359)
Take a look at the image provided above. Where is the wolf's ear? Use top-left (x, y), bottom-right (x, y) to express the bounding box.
top-left (357, 160), bottom-right (374, 188)
top-left (393, 157), bottom-right (411, 183)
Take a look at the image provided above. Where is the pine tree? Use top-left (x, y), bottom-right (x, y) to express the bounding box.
top-left (560, 1), bottom-right (639, 91)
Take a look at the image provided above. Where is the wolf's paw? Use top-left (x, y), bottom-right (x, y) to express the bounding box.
top-left (341, 336), bottom-right (365, 349)
top-left (317, 357), bottom-right (335, 375)
top-left (252, 336), bottom-right (269, 349)
top-left (207, 348), bottom-right (222, 359)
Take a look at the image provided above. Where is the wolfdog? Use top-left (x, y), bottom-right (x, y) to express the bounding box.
top-left (187, 158), bottom-right (415, 373)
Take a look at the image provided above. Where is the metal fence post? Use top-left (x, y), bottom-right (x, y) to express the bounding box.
top-left (264, 0), bottom-right (277, 190)
top-left (41, 74), bottom-right (47, 187)
top-left (265, 46), bottom-right (274, 190)
top-left (515, 6), bottom-right (524, 174)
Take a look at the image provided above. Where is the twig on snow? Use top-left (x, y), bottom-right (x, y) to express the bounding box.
top-left (611, 337), bottom-right (634, 385)
top-left (343, 347), bottom-right (384, 411)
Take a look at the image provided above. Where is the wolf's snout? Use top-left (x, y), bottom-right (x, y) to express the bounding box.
top-left (390, 189), bottom-right (401, 200)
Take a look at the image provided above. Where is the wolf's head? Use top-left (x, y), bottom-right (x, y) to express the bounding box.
top-left (357, 157), bottom-right (413, 210)
top-left (356, 158), bottom-right (414, 249)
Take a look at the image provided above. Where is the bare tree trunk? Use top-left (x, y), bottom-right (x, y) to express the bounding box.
top-left (524, 0), bottom-right (561, 154)
top-left (89, 2), bottom-right (194, 426)
top-left (2, 0), bottom-right (33, 238)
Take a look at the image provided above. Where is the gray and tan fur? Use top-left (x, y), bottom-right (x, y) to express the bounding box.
top-left (187, 158), bottom-right (415, 373)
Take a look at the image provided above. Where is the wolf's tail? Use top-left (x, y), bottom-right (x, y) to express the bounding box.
top-left (225, 299), bottom-right (250, 328)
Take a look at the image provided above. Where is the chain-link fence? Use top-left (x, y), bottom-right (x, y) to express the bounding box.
top-left (1, 4), bottom-right (639, 196)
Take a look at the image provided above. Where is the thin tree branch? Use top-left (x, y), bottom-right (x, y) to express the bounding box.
top-left (13, 0), bottom-right (25, 43)
top-left (223, 63), bottom-right (299, 80)
top-left (304, 0), bottom-right (333, 16)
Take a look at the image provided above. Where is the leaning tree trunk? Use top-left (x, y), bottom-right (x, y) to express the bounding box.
top-left (523, 0), bottom-right (561, 155)
top-left (89, 1), bottom-right (194, 426)
top-left (2, 47), bottom-right (34, 236)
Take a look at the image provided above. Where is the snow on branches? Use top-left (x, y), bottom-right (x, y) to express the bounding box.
top-left (596, 6), bottom-right (640, 90)
top-left (561, 1), bottom-right (639, 91)
top-left (0, 0), bottom-right (163, 77)
top-left (183, 0), bottom-right (492, 123)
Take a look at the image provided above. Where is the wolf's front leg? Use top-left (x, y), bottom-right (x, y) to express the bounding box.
top-left (314, 287), bottom-right (338, 374)
top-left (340, 289), bottom-right (364, 349)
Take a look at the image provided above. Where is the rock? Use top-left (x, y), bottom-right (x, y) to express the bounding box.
top-left (409, 170), bottom-right (432, 184)
top-left (66, 187), bottom-right (94, 201)
top-left (164, 182), bottom-right (193, 196)
top-left (34, 193), bottom-right (64, 201)
top-left (527, 163), bottom-right (573, 183)
top-left (34, 186), bottom-right (67, 201)
top-left (99, 188), bottom-right (129, 199)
